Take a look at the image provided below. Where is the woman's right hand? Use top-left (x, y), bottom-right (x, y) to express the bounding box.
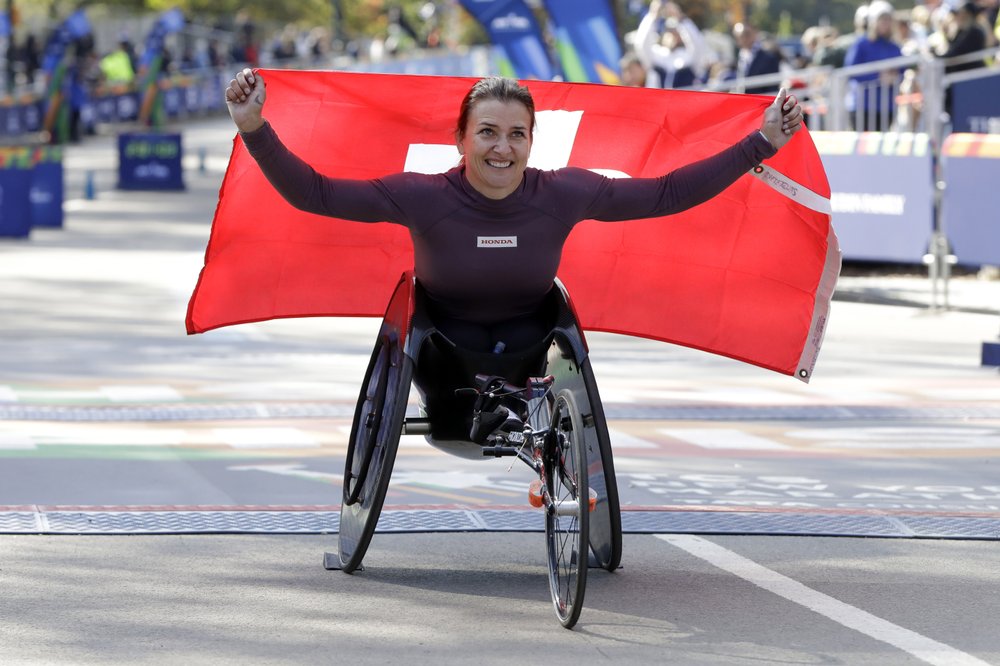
top-left (225, 68), bottom-right (266, 134)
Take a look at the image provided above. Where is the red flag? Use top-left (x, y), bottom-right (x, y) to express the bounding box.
top-left (187, 70), bottom-right (839, 382)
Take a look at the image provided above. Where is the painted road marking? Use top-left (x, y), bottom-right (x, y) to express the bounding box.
top-left (647, 388), bottom-right (813, 405)
top-left (0, 423), bottom-right (185, 446)
top-left (786, 426), bottom-right (1000, 450)
top-left (0, 432), bottom-right (36, 450)
top-left (213, 427), bottom-right (319, 449)
top-left (660, 428), bottom-right (790, 451)
top-left (607, 428), bottom-right (658, 449)
top-left (657, 535), bottom-right (992, 666)
top-left (100, 385), bottom-right (183, 402)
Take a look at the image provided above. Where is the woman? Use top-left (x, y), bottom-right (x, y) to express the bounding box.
top-left (224, 68), bottom-right (802, 354)
top-left (843, 0), bottom-right (903, 131)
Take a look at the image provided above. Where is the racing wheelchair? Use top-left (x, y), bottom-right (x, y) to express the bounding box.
top-left (330, 271), bottom-right (622, 628)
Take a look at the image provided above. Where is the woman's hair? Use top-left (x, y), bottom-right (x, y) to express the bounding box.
top-left (455, 76), bottom-right (536, 141)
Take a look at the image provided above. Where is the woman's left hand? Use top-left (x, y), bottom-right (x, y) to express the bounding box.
top-left (760, 88), bottom-right (803, 151)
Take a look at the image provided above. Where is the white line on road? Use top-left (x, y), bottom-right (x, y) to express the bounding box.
top-left (660, 428), bottom-right (790, 450)
top-left (656, 534), bottom-right (991, 666)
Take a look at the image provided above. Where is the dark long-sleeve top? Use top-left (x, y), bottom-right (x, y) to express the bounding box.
top-left (242, 122), bottom-right (776, 324)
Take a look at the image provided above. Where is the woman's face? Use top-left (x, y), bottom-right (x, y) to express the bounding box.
top-left (457, 99), bottom-right (533, 200)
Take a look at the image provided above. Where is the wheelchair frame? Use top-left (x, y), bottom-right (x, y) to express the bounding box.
top-left (331, 271), bottom-right (623, 625)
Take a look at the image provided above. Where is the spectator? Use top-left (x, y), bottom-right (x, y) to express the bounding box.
top-left (99, 39), bottom-right (135, 86)
top-left (271, 24), bottom-right (298, 62)
top-left (23, 34), bottom-right (41, 85)
top-left (940, 2), bottom-right (988, 73)
top-left (816, 5), bottom-right (869, 68)
top-left (635, 1), bottom-right (707, 88)
top-left (844, 1), bottom-right (903, 131)
top-left (618, 51), bottom-right (648, 86)
top-left (732, 21), bottom-right (782, 94)
top-left (894, 9), bottom-right (927, 56)
top-left (810, 25), bottom-right (843, 67)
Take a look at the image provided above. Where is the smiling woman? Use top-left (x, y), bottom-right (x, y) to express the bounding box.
top-left (457, 99), bottom-right (533, 200)
top-left (454, 77), bottom-right (536, 200)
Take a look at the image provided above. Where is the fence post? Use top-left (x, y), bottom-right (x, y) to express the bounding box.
top-left (828, 72), bottom-right (847, 131)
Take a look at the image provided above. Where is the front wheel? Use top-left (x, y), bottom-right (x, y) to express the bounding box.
top-left (544, 390), bottom-right (589, 629)
top-left (338, 334), bottom-right (412, 573)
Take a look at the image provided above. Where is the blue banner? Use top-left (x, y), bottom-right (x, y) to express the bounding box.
top-left (118, 133), bottom-right (185, 191)
top-left (942, 142), bottom-right (1000, 266)
top-left (140, 8), bottom-right (185, 69)
top-left (950, 72), bottom-right (1000, 134)
top-left (41, 9), bottom-right (92, 75)
top-left (0, 149), bottom-right (34, 239)
top-left (542, 0), bottom-right (622, 84)
top-left (458, 0), bottom-right (559, 80)
top-left (814, 132), bottom-right (934, 263)
top-left (31, 148), bottom-right (64, 229)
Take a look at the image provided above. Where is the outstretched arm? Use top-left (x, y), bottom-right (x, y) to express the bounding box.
top-left (581, 88), bottom-right (805, 221)
top-left (221, 68), bottom-right (403, 224)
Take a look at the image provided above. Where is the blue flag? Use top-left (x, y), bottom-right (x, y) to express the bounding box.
top-left (41, 9), bottom-right (92, 75)
top-left (542, 0), bottom-right (622, 84)
top-left (458, 0), bottom-right (560, 80)
top-left (140, 8), bottom-right (186, 69)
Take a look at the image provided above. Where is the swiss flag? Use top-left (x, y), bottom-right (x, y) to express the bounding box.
top-left (187, 70), bottom-right (839, 382)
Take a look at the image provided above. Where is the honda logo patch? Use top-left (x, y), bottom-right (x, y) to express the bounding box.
top-left (477, 236), bottom-right (517, 248)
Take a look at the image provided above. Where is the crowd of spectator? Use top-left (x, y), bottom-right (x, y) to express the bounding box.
top-left (621, 0), bottom-right (999, 130)
top-left (2, 1), bottom-right (998, 140)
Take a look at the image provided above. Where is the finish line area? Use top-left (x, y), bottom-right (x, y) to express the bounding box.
top-left (2, 504), bottom-right (998, 539)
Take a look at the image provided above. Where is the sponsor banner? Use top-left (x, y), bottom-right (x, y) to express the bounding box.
top-left (458, 0), bottom-right (560, 80)
top-left (30, 146), bottom-right (64, 229)
top-left (139, 8), bottom-right (185, 70)
top-left (542, 0), bottom-right (622, 84)
top-left (0, 147), bottom-right (34, 238)
top-left (941, 133), bottom-right (1000, 266)
top-left (950, 71), bottom-right (1000, 135)
top-left (345, 48), bottom-right (493, 77)
top-left (813, 131), bottom-right (933, 263)
top-left (0, 100), bottom-right (43, 136)
top-left (117, 133), bottom-right (184, 191)
top-left (41, 9), bottom-right (91, 76)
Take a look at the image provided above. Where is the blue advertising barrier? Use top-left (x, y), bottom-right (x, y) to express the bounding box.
top-left (1, 100), bottom-right (44, 136)
top-left (940, 134), bottom-right (1000, 266)
top-left (813, 132), bottom-right (934, 263)
top-left (118, 133), bottom-right (184, 191)
top-left (0, 148), bottom-right (34, 238)
top-left (30, 147), bottom-right (64, 228)
top-left (950, 71), bottom-right (1000, 135)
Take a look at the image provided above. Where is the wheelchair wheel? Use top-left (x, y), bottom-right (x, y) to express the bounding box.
top-left (544, 389), bottom-right (589, 629)
top-left (580, 358), bottom-right (623, 573)
top-left (339, 333), bottom-right (412, 573)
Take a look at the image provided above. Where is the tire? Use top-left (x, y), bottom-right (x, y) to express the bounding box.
top-left (580, 358), bottom-right (623, 572)
top-left (544, 389), bottom-right (589, 629)
top-left (338, 334), bottom-right (412, 573)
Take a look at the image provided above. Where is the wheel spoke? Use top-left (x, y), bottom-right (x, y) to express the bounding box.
top-left (544, 391), bottom-right (589, 628)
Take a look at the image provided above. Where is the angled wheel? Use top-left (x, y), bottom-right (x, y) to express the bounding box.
top-left (339, 333), bottom-right (412, 573)
top-left (544, 389), bottom-right (589, 629)
top-left (580, 358), bottom-right (622, 572)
